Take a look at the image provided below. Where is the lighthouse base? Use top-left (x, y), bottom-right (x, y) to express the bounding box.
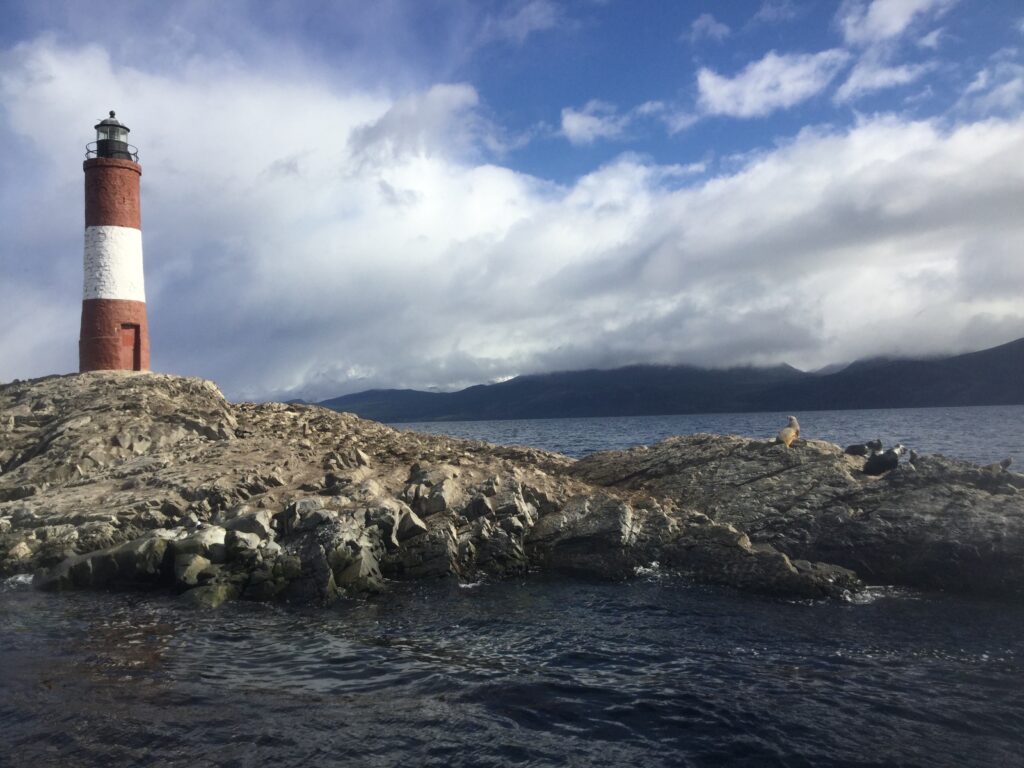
top-left (79, 299), bottom-right (150, 372)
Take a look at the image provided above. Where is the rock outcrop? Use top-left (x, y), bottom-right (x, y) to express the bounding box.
top-left (3, 374), bottom-right (1019, 605)
top-left (0, 373), bottom-right (858, 605)
top-left (570, 434), bottom-right (1024, 598)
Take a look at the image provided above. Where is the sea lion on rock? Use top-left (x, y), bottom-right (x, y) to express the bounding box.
top-left (982, 458), bottom-right (1013, 472)
top-left (981, 458), bottom-right (1013, 476)
top-left (845, 439), bottom-right (883, 456)
top-left (864, 444), bottom-right (906, 476)
top-left (777, 416), bottom-right (800, 448)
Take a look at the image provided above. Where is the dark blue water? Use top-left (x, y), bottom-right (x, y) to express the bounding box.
top-left (396, 404), bottom-right (1024, 466)
top-left (2, 574), bottom-right (1023, 767)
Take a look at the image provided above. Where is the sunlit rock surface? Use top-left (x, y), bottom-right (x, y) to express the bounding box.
top-left (570, 434), bottom-right (1024, 597)
top-left (4, 372), bottom-right (1013, 605)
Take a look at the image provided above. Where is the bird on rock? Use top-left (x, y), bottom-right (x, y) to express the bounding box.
top-left (777, 416), bottom-right (800, 448)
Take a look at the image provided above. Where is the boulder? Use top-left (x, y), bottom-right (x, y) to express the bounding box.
top-left (174, 553), bottom-right (214, 588)
top-left (226, 529), bottom-right (262, 560)
top-left (180, 583), bottom-right (238, 609)
top-left (275, 498), bottom-right (321, 537)
top-left (527, 495), bottom-right (640, 578)
top-left (223, 509), bottom-right (275, 540)
top-left (171, 525), bottom-right (227, 564)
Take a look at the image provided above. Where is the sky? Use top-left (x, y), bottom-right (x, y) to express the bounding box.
top-left (0, 0), bottom-right (1022, 401)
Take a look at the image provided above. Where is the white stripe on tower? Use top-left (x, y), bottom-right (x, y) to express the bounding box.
top-left (83, 226), bottom-right (146, 301)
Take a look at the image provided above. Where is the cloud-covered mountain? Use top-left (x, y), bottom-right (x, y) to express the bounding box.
top-left (320, 337), bottom-right (1024, 421)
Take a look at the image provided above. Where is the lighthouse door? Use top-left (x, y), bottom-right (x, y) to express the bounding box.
top-left (120, 324), bottom-right (141, 370)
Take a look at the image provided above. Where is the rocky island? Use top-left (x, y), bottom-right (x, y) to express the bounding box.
top-left (1, 373), bottom-right (1020, 607)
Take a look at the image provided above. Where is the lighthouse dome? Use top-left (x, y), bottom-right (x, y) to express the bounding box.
top-left (89, 110), bottom-right (138, 161)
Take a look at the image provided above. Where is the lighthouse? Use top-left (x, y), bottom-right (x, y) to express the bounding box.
top-left (79, 111), bottom-right (150, 372)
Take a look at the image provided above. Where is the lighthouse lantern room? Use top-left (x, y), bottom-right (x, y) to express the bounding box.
top-left (79, 111), bottom-right (150, 372)
top-left (90, 111), bottom-right (137, 161)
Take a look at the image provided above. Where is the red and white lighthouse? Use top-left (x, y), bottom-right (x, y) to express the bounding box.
top-left (79, 111), bottom-right (150, 372)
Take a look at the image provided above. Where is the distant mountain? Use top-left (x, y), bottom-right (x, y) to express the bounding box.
top-left (809, 362), bottom-right (850, 376)
top-left (755, 338), bottom-right (1024, 412)
top-left (319, 338), bottom-right (1024, 422)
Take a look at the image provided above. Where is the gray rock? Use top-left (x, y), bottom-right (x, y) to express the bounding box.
top-left (174, 553), bottom-right (213, 588)
top-left (421, 478), bottom-right (462, 516)
top-left (171, 525), bottom-right (227, 564)
top-left (226, 529), bottom-right (262, 560)
top-left (571, 434), bottom-right (1024, 597)
top-left (383, 519), bottom-right (460, 580)
top-left (34, 530), bottom-right (174, 591)
top-left (179, 583), bottom-right (237, 608)
top-left (396, 506), bottom-right (428, 542)
top-left (13, 371), bottom-right (1019, 605)
top-left (527, 495), bottom-right (640, 579)
top-left (224, 509), bottom-right (275, 540)
top-left (7, 541), bottom-right (32, 561)
top-left (275, 498), bottom-right (321, 537)
top-left (274, 510), bottom-right (385, 603)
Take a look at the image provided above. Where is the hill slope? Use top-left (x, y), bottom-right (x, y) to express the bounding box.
top-left (320, 338), bottom-right (1024, 421)
top-left (321, 364), bottom-right (805, 421)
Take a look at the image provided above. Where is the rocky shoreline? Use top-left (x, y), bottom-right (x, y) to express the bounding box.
top-left (1, 372), bottom-right (1020, 607)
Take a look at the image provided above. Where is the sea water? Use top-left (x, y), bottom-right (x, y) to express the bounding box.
top-left (395, 404), bottom-right (1024, 466)
top-left (2, 576), bottom-right (1022, 767)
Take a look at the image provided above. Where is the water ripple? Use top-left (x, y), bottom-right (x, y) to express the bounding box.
top-left (1, 576), bottom-right (1023, 766)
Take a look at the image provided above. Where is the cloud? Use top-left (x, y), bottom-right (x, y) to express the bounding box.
top-left (559, 100), bottom-right (669, 144)
top-left (663, 111), bottom-right (699, 134)
top-left (835, 57), bottom-right (934, 102)
top-left (348, 84), bottom-right (489, 166)
top-left (917, 28), bottom-right (943, 49)
top-left (836, 0), bottom-right (956, 47)
top-left (753, 1), bottom-right (799, 24)
top-left (697, 49), bottom-right (851, 117)
top-left (560, 100), bottom-right (631, 144)
top-left (961, 53), bottom-right (1024, 115)
top-left (478, 0), bottom-right (562, 46)
top-left (688, 13), bottom-right (730, 43)
top-left (2, 37), bottom-right (1023, 401)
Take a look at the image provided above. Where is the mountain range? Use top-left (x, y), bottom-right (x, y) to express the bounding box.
top-left (319, 337), bottom-right (1024, 422)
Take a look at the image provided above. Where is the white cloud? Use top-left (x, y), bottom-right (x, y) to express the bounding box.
top-left (754, 1), bottom-right (799, 23)
top-left (688, 13), bottom-right (731, 43)
top-left (479, 0), bottom-right (562, 45)
top-left (560, 100), bottom-right (672, 144)
top-left (917, 28), bottom-right (943, 49)
top-left (961, 57), bottom-right (1024, 114)
top-left (697, 49), bottom-right (851, 117)
top-left (837, 0), bottom-right (956, 47)
top-left (835, 57), bottom-right (934, 102)
top-left (634, 101), bottom-right (666, 117)
top-left (664, 111), bottom-right (699, 134)
top-left (561, 100), bottom-right (631, 144)
top-left (2, 37), bottom-right (1023, 399)
top-left (348, 84), bottom-right (490, 166)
